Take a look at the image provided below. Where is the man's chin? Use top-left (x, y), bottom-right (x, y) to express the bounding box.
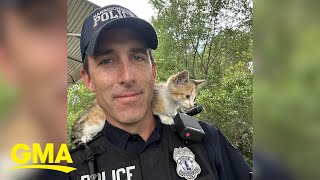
top-left (114, 112), bottom-right (145, 125)
top-left (119, 117), bottom-right (142, 125)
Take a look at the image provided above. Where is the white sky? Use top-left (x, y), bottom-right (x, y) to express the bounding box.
top-left (87, 0), bottom-right (155, 22)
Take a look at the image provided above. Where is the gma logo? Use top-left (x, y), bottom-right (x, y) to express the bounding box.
top-left (9, 143), bottom-right (76, 173)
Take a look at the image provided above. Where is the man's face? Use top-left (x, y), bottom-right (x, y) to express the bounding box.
top-left (82, 28), bottom-right (156, 128)
top-left (0, 0), bottom-right (67, 138)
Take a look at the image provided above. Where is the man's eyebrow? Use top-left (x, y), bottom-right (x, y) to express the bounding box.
top-left (131, 48), bottom-right (148, 54)
top-left (93, 49), bottom-right (114, 58)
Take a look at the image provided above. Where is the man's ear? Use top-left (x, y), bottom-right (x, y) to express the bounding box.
top-left (152, 63), bottom-right (157, 81)
top-left (80, 68), bottom-right (94, 92)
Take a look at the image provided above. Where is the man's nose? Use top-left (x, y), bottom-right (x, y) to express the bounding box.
top-left (119, 60), bottom-right (135, 86)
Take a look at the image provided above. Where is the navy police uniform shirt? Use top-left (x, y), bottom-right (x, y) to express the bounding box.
top-left (103, 116), bottom-right (252, 180)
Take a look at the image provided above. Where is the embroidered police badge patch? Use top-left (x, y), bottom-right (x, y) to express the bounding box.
top-left (173, 147), bottom-right (201, 180)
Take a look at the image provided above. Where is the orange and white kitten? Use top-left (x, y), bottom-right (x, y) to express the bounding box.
top-left (152, 70), bottom-right (205, 124)
top-left (71, 70), bottom-right (205, 146)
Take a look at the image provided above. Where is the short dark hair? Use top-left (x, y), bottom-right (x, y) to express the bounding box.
top-left (83, 55), bottom-right (90, 75)
top-left (82, 49), bottom-right (155, 75)
top-left (148, 49), bottom-right (155, 63)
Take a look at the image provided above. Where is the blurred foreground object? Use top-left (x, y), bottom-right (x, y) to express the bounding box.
top-left (255, 0), bottom-right (320, 179)
top-left (0, 0), bottom-right (68, 179)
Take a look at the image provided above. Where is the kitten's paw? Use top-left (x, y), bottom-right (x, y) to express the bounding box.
top-left (81, 135), bottom-right (93, 143)
top-left (80, 120), bottom-right (105, 144)
top-left (159, 115), bottom-right (174, 125)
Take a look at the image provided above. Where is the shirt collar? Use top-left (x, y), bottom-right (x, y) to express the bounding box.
top-left (102, 115), bottom-right (162, 151)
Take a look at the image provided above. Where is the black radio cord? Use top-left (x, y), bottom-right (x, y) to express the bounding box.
top-left (185, 104), bottom-right (203, 116)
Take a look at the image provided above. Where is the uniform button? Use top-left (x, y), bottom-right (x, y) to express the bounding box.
top-left (131, 135), bottom-right (138, 142)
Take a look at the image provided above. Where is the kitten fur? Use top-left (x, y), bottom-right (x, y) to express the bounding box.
top-left (71, 70), bottom-right (205, 146)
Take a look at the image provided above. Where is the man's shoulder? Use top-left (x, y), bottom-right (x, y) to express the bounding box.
top-left (69, 133), bottom-right (105, 155)
top-left (198, 120), bottom-right (232, 141)
top-left (198, 120), bottom-right (218, 131)
top-left (69, 146), bottom-right (79, 153)
top-left (197, 120), bottom-right (252, 179)
top-left (197, 120), bottom-right (238, 152)
top-left (198, 120), bottom-right (220, 138)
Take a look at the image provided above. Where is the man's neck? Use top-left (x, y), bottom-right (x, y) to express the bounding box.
top-left (106, 111), bottom-right (156, 141)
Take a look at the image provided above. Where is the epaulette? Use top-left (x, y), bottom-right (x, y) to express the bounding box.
top-left (69, 132), bottom-right (104, 154)
top-left (69, 146), bottom-right (81, 154)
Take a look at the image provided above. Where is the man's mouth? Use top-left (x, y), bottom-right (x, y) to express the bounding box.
top-left (114, 92), bottom-right (142, 103)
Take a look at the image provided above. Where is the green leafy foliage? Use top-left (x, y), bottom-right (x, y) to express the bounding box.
top-left (197, 62), bottom-right (253, 165)
top-left (150, 0), bottom-right (253, 165)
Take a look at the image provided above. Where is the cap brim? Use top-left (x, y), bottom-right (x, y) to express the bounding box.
top-left (85, 17), bottom-right (158, 56)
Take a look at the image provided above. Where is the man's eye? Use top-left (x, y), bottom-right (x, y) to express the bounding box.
top-left (131, 55), bottom-right (144, 61)
top-left (100, 59), bottom-right (113, 65)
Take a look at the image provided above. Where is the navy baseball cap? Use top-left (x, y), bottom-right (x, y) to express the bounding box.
top-left (80, 4), bottom-right (158, 61)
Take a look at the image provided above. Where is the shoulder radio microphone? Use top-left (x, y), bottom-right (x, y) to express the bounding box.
top-left (173, 104), bottom-right (205, 143)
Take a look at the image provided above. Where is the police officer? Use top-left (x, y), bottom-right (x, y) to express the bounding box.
top-left (68, 4), bottom-right (252, 180)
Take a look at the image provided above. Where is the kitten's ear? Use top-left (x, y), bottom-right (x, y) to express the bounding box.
top-left (193, 80), bottom-right (206, 87)
top-left (175, 70), bottom-right (189, 84)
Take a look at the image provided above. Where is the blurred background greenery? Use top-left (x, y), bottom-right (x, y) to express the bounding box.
top-left (151, 0), bottom-right (253, 165)
top-left (255, 0), bottom-right (320, 179)
top-left (0, 76), bottom-right (17, 124)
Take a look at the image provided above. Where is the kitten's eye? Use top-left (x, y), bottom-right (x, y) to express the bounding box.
top-left (185, 95), bottom-right (190, 99)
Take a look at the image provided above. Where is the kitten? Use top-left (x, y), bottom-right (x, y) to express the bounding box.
top-left (152, 70), bottom-right (206, 124)
top-left (71, 70), bottom-right (205, 146)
